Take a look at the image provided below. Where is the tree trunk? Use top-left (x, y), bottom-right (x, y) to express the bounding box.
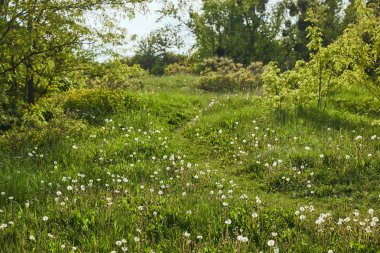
top-left (26, 74), bottom-right (35, 104)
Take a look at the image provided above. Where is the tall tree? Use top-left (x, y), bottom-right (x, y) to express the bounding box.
top-left (188, 0), bottom-right (276, 64)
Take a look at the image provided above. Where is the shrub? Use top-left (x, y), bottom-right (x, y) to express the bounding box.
top-left (197, 57), bottom-right (263, 92)
top-left (0, 95), bottom-right (87, 150)
top-left (63, 89), bottom-right (142, 124)
top-left (164, 62), bottom-right (194, 75)
top-left (85, 60), bottom-right (148, 89)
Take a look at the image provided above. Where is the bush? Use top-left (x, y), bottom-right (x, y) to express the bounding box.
top-left (84, 60), bottom-right (148, 89)
top-left (0, 95), bottom-right (87, 150)
top-left (164, 62), bottom-right (194, 75)
top-left (197, 57), bottom-right (263, 92)
top-left (63, 89), bottom-right (142, 124)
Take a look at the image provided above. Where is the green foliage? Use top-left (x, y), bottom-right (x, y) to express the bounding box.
top-left (1, 95), bottom-right (87, 150)
top-left (263, 0), bottom-right (380, 111)
top-left (198, 57), bottom-right (263, 92)
top-left (164, 61), bottom-right (194, 75)
top-left (63, 89), bottom-right (142, 124)
top-left (188, 0), bottom-right (279, 64)
top-left (129, 26), bottom-right (185, 75)
top-left (84, 60), bottom-right (148, 89)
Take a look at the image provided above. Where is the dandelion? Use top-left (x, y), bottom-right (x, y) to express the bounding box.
top-left (42, 216), bottom-right (49, 221)
top-left (225, 219), bottom-right (232, 225)
top-left (72, 144), bottom-right (78, 150)
top-left (184, 231), bottom-right (190, 237)
top-left (197, 235), bottom-right (203, 240)
top-left (134, 237), bottom-right (140, 242)
top-left (328, 250), bottom-right (333, 253)
top-left (255, 196), bottom-right (262, 204)
top-left (267, 240), bottom-right (275, 247)
top-left (29, 235), bottom-right (36, 241)
top-left (237, 235), bottom-right (248, 242)
top-left (67, 186), bottom-right (73, 191)
top-left (116, 241), bottom-right (122, 246)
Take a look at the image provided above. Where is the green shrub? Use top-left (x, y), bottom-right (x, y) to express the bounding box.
top-left (85, 60), bottom-right (148, 89)
top-left (197, 57), bottom-right (263, 92)
top-left (164, 62), bottom-right (194, 75)
top-left (0, 95), bottom-right (87, 150)
top-left (63, 89), bottom-right (141, 124)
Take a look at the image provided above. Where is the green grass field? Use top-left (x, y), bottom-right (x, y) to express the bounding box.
top-left (0, 75), bottom-right (379, 252)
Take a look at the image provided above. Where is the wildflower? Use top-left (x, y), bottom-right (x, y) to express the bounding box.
top-left (300, 215), bottom-right (306, 221)
top-left (197, 235), bottom-right (203, 240)
top-left (72, 145), bottom-right (78, 150)
top-left (267, 240), bottom-right (275, 247)
top-left (328, 250), bottom-right (333, 253)
top-left (67, 186), bottom-right (73, 191)
top-left (42, 216), bottom-right (49, 221)
top-left (116, 241), bottom-right (122, 246)
top-left (225, 219), bottom-right (232, 225)
top-left (134, 237), bottom-right (140, 242)
top-left (237, 235), bottom-right (248, 242)
top-left (255, 196), bottom-right (262, 204)
top-left (29, 235), bottom-right (36, 241)
top-left (184, 231), bottom-right (190, 237)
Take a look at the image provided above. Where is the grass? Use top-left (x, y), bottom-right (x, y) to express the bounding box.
top-left (0, 74), bottom-right (379, 252)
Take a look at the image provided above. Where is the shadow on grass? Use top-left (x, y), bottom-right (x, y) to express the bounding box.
top-left (273, 107), bottom-right (374, 131)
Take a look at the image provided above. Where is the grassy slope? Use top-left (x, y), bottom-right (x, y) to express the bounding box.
top-left (0, 75), bottom-right (379, 252)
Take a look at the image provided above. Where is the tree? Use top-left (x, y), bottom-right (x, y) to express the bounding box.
top-left (275, 0), bottom-right (345, 69)
top-left (129, 26), bottom-right (185, 75)
top-left (0, 0), bottom-right (147, 105)
top-left (188, 0), bottom-right (278, 65)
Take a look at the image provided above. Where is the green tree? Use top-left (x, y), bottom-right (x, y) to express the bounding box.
top-left (129, 26), bottom-right (185, 75)
top-left (188, 0), bottom-right (278, 64)
top-left (0, 0), bottom-right (147, 105)
top-left (0, 0), bottom-right (148, 130)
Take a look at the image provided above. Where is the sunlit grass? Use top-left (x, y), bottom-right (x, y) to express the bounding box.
top-left (0, 75), bottom-right (379, 252)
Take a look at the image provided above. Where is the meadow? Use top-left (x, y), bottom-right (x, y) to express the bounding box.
top-left (0, 74), bottom-right (379, 252)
